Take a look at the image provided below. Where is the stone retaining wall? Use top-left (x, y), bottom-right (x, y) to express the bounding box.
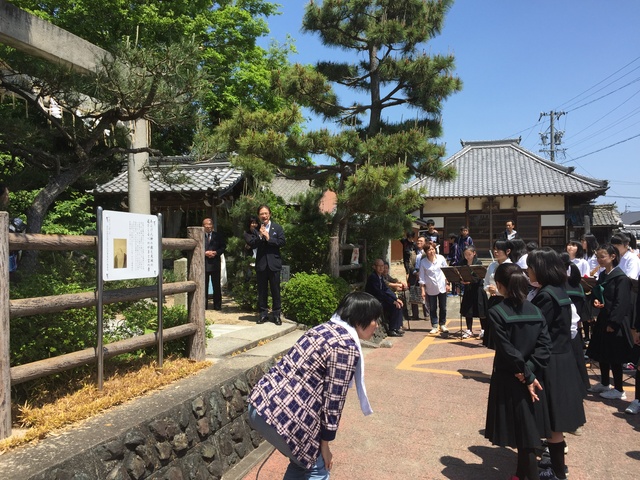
top-left (0, 356), bottom-right (277, 480)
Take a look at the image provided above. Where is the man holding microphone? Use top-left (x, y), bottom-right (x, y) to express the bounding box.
top-left (245, 205), bottom-right (286, 325)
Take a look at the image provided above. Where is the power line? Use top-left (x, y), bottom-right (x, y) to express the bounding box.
top-left (563, 92), bottom-right (640, 149)
top-left (566, 76), bottom-right (640, 112)
top-left (561, 133), bottom-right (640, 162)
top-left (566, 115), bottom-right (640, 153)
top-left (556, 56), bottom-right (640, 110)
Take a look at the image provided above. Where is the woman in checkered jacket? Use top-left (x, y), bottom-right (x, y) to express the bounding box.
top-left (248, 292), bottom-right (382, 479)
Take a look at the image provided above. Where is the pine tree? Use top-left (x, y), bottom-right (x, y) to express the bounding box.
top-left (212, 0), bottom-right (462, 271)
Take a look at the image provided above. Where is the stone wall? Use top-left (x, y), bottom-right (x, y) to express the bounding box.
top-left (0, 355), bottom-right (278, 480)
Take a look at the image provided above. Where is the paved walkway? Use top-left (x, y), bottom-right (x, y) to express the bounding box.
top-left (235, 314), bottom-right (640, 480)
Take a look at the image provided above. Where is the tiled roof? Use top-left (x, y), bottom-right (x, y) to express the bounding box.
top-left (621, 211), bottom-right (640, 225)
top-left (269, 176), bottom-right (313, 204)
top-left (408, 139), bottom-right (608, 198)
top-left (93, 156), bottom-right (242, 195)
top-left (592, 203), bottom-right (622, 227)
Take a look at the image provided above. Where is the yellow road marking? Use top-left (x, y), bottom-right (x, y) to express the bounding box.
top-left (397, 366), bottom-right (491, 379)
top-left (396, 334), bottom-right (435, 370)
top-left (397, 331), bottom-right (495, 377)
top-left (414, 352), bottom-right (495, 366)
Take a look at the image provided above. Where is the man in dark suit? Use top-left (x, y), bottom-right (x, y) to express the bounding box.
top-left (501, 220), bottom-right (521, 241)
top-left (245, 205), bottom-right (286, 325)
top-left (365, 258), bottom-right (404, 337)
top-left (203, 218), bottom-right (226, 310)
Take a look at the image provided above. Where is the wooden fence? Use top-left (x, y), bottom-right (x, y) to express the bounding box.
top-left (0, 212), bottom-right (207, 440)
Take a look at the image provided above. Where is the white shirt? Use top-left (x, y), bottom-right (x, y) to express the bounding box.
top-left (418, 254), bottom-right (448, 295)
top-left (570, 304), bottom-right (580, 339)
top-left (571, 257), bottom-right (590, 277)
top-left (586, 254), bottom-right (598, 273)
top-left (516, 254), bottom-right (528, 269)
top-left (619, 249), bottom-right (640, 279)
top-left (484, 259), bottom-right (512, 292)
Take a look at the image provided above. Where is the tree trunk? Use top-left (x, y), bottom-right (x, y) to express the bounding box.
top-left (21, 158), bottom-right (99, 271)
top-left (368, 45), bottom-right (381, 137)
top-left (326, 204), bottom-right (347, 275)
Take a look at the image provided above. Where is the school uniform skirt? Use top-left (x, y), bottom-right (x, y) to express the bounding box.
top-left (586, 317), bottom-right (635, 365)
top-left (570, 335), bottom-right (590, 391)
top-left (485, 368), bottom-right (549, 449)
top-left (539, 351), bottom-right (586, 433)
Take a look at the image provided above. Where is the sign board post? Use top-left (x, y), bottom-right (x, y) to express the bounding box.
top-left (96, 208), bottom-right (162, 389)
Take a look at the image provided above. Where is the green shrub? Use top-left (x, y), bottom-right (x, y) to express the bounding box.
top-left (282, 273), bottom-right (350, 326)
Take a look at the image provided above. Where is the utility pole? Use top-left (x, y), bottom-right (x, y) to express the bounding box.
top-left (539, 111), bottom-right (566, 162)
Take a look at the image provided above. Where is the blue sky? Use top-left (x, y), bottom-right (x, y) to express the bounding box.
top-left (258, 0), bottom-right (640, 211)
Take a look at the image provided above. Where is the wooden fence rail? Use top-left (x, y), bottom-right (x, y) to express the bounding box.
top-left (10, 324), bottom-right (197, 385)
top-left (0, 213), bottom-right (206, 440)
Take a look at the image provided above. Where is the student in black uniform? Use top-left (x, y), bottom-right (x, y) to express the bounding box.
top-left (484, 263), bottom-right (552, 480)
top-left (586, 243), bottom-right (634, 401)
top-left (459, 246), bottom-right (487, 339)
top-left (560, 253), bottom-right (590, 391)
top-left (526, 249), bottom-right (586, 480)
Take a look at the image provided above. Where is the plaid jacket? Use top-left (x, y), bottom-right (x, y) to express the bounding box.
top-left (248, 322), bottom-right (359, 469)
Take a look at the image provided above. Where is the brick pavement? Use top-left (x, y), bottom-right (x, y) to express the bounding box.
top-left (241, 315), bottom-right (640, 480)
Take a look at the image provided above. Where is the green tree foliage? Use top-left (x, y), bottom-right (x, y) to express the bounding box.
top-left (210, 0), bottom-right (462, 265)
top-left (1, 0), bottom-right (292, 240)
top-left (0, 38), bottom-right (205, 244)
top-left (11, 0), bottom-right (290, 127)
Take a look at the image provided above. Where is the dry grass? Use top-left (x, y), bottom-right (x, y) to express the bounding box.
top-left (0, 357), bottom-right (211, 452)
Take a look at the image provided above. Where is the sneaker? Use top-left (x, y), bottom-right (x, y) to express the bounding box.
top-left (538, 456), bottom-right (552, 469)
top-left (462, 329), bottom-right (473, 339)
top-left (568, 426), bottom-right (583, 436)
top-left (440, 325), bottom-right (449, 333)
top-left (538, 457), bottom-right (569, 473)
top-left (599, 388), bottom-right (626, 400)
top-left (539, 466), bottom-right (569, 479)
top-left (587, 382), bottom-right (611, 393)
top-left (478, 329), bottom-right (484, 339)
top-left (623, 362), bottom-right (636, 371)
top-left (625, 399), bottom-right (640, 414)
top-left (429, 327), bottom-right (439, 334)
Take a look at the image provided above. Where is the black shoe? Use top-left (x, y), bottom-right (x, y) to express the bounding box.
top-left (395, 329), bottom-right (405, 336)
top-left (257, 316), bottom-right (267, 324)
top-left (273, 315), bottom-right (282, 326)
top-left (388, 330), bottom-right (402, 337)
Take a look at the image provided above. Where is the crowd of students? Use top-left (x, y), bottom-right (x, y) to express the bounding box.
top-left (399, 225), bottom-right (640, 480)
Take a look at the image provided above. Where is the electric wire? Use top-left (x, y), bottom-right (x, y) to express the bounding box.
top-left (555, 56), bottom-right (640, 110)
top-left (567, 115), bottom-right (640, 153)
top-left (565, 76), bottom-right (640, 113)
top-left (564, 92), bottom-right (640, 149)
top-left (560, 133), bottom-right (640, 162)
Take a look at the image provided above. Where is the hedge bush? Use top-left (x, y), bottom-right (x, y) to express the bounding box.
top-left (281, 273), bottom-right (351, 326)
